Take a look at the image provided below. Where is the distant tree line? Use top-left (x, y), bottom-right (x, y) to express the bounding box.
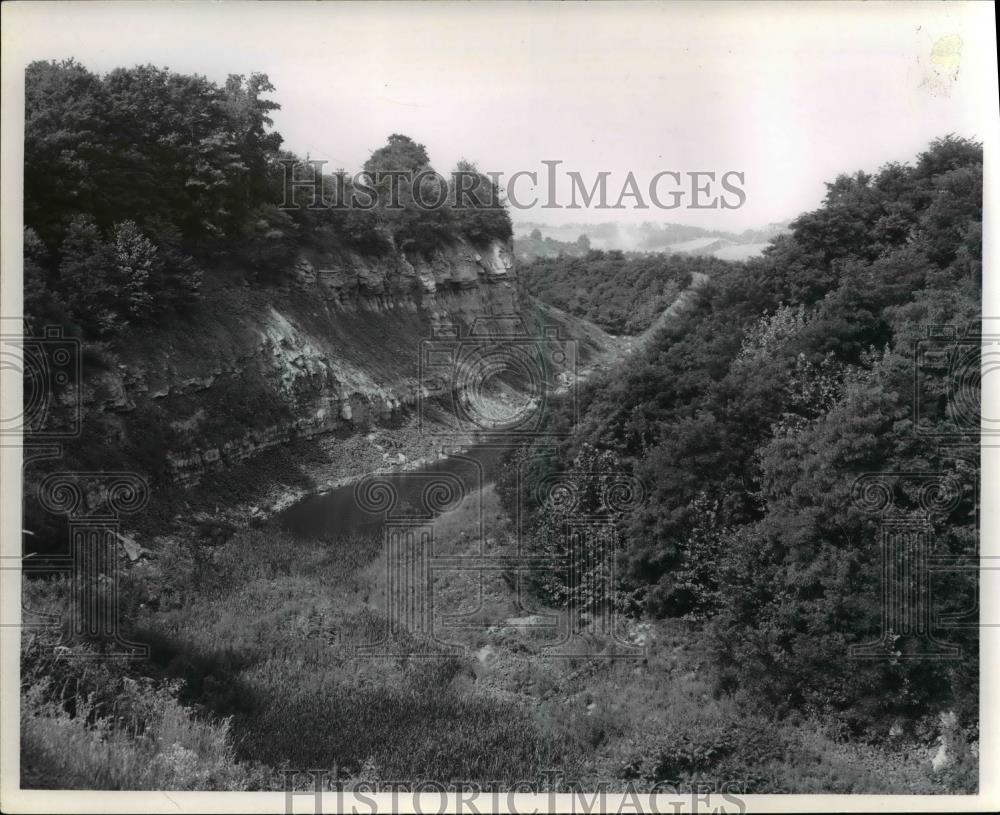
top-left (519, 250), bottom-right (728, 334)
top-left (514, 229), bottom-right (592, 261)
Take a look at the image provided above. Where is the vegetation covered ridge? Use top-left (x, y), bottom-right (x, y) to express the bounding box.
top-left (24, 60), bottom-right (512, 340)
top-left (507, 135), bottom-right (982, 742)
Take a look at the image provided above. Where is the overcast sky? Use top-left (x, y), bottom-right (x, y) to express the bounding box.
top-left (3, 1), bottom-right (995, 230)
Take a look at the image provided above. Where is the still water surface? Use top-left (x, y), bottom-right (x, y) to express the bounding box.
top-left (279, 444), bottom-right (508, 538)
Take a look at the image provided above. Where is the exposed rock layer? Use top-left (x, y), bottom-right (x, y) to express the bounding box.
top-left (73, 239), bottom-right (522, 487)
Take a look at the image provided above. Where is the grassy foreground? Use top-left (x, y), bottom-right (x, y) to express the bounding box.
top-left (21, 487), bottom-right (975, 792)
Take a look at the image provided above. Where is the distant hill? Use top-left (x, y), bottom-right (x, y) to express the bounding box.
top-left (519, 249), bottom-right (728, 335)
top-left (513, 220), bottom-right (790, 261)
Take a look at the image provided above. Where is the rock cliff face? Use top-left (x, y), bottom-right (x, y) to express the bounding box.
top-left (294, 238), bottom-right (516, 318)
top-left (75, 237), bottom-right (520, 488)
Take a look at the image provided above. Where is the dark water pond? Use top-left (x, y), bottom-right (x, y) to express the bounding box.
top-left (278, 444), bottom-right (509, 538)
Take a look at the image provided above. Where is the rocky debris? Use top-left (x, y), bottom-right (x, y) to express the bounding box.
top-left (545, 654), bottom-right (609, 691)
top-left (931, 710), bottom-right (970, 772)
top-left (116, 533), bottom-right (148, 562)
top-left (95, 374), bottom-right (136, 413)
top-left (477, 644), bottom-right (497, 669)
top-left (505, 614), bottom-right (549, 628)
top-left (626, 621), bottom-right (653, 647)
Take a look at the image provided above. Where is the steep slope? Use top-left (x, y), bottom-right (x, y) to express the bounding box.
top-left (97, 238), bottom-right (518, 487)
top-left (25, 234), bottom-right (619, 539)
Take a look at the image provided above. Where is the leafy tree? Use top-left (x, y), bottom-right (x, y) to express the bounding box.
top-left (24, 64), bottom-right (516, 336)
top-left (58, 215), bottom-right (124, 336)
top-left (362, 134), bottom-right (454, 255)
top-left (113, 220), bottom-right (158, 319)
top-left (24, 60), bottom-right (110, 248)
top-left (516, 136), bottom-right (982, 731)
top-left (520, 445), bottom-right (634, 614)
top-left (519, 253), bottom-right (719, 334)
top-left (449, 160), bottom-right (512, 245)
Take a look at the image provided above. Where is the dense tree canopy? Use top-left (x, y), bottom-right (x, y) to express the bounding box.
top-left (507, 136), bottom-right (982, 733)
top-left (23, 63), bottom-right (512, 338)
top-left (519, 251), bottom-right (726, 334)
top-left (359, 135), bottom-right (511, 254)
top-left (23, 60), bottom-right (289, 336)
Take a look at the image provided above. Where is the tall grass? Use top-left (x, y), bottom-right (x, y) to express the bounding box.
top-left (21, 486), bottom-right (976, 791)
top-left (20, 610), bottom-right (267, 790)
top-left (115, 522), bottom-right (551, 782)
top-left (21, 678), bottom-right (262, 790)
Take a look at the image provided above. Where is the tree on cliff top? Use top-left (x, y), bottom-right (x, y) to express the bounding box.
top-left (361, 135), bottom-right (511, 254)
